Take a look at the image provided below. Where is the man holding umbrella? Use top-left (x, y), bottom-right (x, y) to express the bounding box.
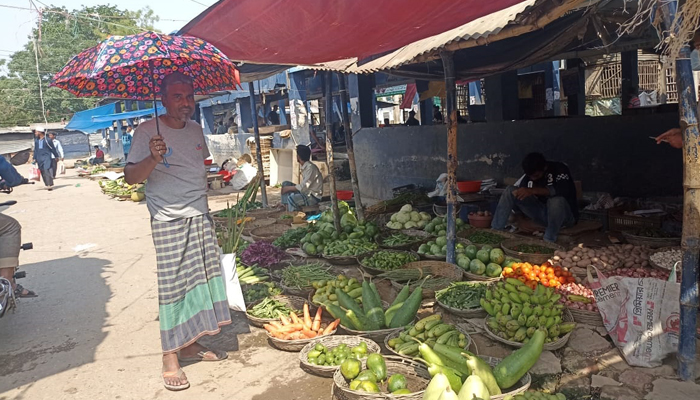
top-left (125, 72), bottom-right (230, 391)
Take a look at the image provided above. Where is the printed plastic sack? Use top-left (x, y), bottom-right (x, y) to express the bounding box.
top-left (28, 165), bottom-right (41, 182)
top-left (58, 160), bottom-right (66, 175)
top-left (220, 253), bottom-right (246, 312)
top-left (588, 265), bottom-right (680, 367)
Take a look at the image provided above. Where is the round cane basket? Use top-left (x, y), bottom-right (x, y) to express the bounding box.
top-left (251, 224), bottom-right (294, 242)
top-left (275, 212), bottom-right (298, 225)
top-left (462, 271), bottom-right (501, 282)
top-left (246, 207), bottom-right (281, 218)
top-left (482, 309), bottom-right (575, 351)
top-left (435, 282), bottom-right (490, 318)
top-left (267, 327), bottom-right (338, 352)
top-left (245, 295), bottom-right (313, 328)
top-left (568, 307), bottom-right (604, 326)
top-left (384, 326), bottom-right (472, 360)
top-left (386, 261), bottom-right (463, 299)
top-left (649, 247), bottom-right (683, 271)
top-left (323, 253), bottom-right (368, 266)
top-left (483, 356), bottom-right (532, 399)
top-left (376, 230), bottom-right (431, 250)
top-left (279, 281), bottom-right (315, 299)
top-left (457, 228), bottom-right (515, 246)
top-left (357, 250), bottom-right (420, 276)
top-left (338, 302), bottom-right (404, 343)
top-left (621, 231), bottom-right (681, 249)
top-left (332, 356), bottom-right (430, 400)
top-left (500, 239), bottom-right (562, 265)
top-left (242, 218), bottom-right (277, 236)
top-left (410, 239), bottom-right (473, 261)
top-left (298, 335), bottom-right (381, 377)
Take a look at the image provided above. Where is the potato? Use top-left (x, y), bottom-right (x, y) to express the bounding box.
top-left (572, 256), bottom-right (580, 262)
top-left (641, 260), bottom-right (649, 267)
top-left (577, 260), bottom-right (589, 268)
top-left (553, 255), bottom-right (561, 261)
top-left (624, 261), bottom-right (635, 268)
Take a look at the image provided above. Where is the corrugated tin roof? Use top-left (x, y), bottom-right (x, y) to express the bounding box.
top-left (0, 140), bottom-right (32, 156)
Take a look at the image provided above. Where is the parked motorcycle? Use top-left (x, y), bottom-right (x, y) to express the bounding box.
top-left (0, 200), bottom-right (33, 318)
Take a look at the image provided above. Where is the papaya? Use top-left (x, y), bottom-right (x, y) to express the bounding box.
top-left (366, 353), bottom-right (387, 381)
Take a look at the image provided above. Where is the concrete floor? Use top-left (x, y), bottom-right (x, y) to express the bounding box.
top-left (0, 165), bottom-right (331, 400)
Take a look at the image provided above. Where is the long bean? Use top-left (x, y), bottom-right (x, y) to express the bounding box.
top-left (436, 282), bottom-right (486, 310)
top-left (281, 263), bottom-right (334, 289)
top-left (247, 297), bottom-right (299, 319)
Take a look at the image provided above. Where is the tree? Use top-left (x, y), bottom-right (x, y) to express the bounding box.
top-left (0, 5), bottom-right (159, 127)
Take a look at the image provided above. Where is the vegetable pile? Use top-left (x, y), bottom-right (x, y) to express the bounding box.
top-left (306, 341), bottom-right (372, 366)
top-left (436, 282), bottom-right (487, 311)
top-left (323, 239), bottom-right (378, 257)
top-left (98, 178), bottom-right (145, 200)
top-left (236, 264), bottom-right (269, 284)
top-left (247, 297), bottom-right (299, 319)
top-left (482, 279), bottom-right (576, 344)
top-left (379, 232), bottom-right (425, 247)
top-left (552, 244), bottom-right (651, 272)
top-left (243, 282), bottom-right (282, 304)
top-left (241, 241), bottom-right (288, 268)
top-left (361, 250), bottom-right (418, 271)
top-left (299, 203), bottom-right (379, 256)
top-left (554, 282), bottom-right (598, 313)
top-left (340, 353), bottom-right (412, 394)
top-left (281, 263), bottom-right (334, 289)
top-left (386, 204), bottom-right (432, 230)
top-left (387, 314), bottom-right (468, 356)
top-left (511, 243), bottom-right (555, 255)
top-left (420, 328), bottom-right (547, 399)
top-left (324, 280), bottom-right (424, 331)
top-left (452, 244), bottom-right (516, 278)
top-left (272, 227), bottom-right (309, 249)
top-left (462, 230), bottom-right (507, 246)
top-left (610, 266), bottom-right (675, 280)
top-left (510, 391), bottom-right (568, 400)
top-left (628, 228), bottom-right (677, 238)
top-left (263, 303), bottom-right (340, 340)
top-left (650, 248), bottom-right (682, 270)
top-left (502, 262), bottom-right (576, 288)
top-left (311, 275), bottom-right (362, 306)
top-left (424, 215), bottom-right (468, 236)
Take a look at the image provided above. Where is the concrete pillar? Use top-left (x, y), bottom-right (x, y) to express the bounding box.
top-left (288, 70), bottom-right (309, 144)
top-left (348, 73), bottom-right (375, 130)
top-left (566, 58), bottom-right (586, 116)
top-left (485, 70), bottom-right (519, 122)
top-left (621, 50), bottom-right (639, 109)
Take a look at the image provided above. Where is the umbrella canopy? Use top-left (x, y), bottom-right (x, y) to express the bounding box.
top-left (50, 31), bottom-right (240, 100)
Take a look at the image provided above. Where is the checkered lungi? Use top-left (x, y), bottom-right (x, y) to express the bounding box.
top-left (151, 214), bottom-right (231, 353)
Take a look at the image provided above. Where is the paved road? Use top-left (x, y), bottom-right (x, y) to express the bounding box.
top-left (0, 165), bottom-right (329, 400)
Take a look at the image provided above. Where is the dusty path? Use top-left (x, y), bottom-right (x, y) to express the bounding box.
top-left (0, 165), bottom-right (329, 400)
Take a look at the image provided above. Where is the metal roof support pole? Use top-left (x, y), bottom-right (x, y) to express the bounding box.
top-left (248, 81), bottom-right (268, 208)
top-left (338, 73), bottom-right (365, 221)
top-left (658, 0), bottom-right (699, 381)
top-left (441, 51), bottom-right (458, 264)
top-left (325, 72), bottom-right (342, 233)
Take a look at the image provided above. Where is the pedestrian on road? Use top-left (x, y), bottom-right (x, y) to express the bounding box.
top-left (32, 127), bottom-right (59, 191)
top-left (124, 72), bottom-right (230, 392)
top-left (47, 131), bottom-right (64, 178)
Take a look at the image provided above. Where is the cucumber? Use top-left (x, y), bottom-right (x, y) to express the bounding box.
top-left (492, 329), bottom-right (545, 389)
top-left (429, 323), bottom-right (455, 338)
top-left (397, 343), bottom-right (420, 356)
top-left (416, 314), bottom-right (442, 331)
top-left (436, 330), bottom-right (459, 345)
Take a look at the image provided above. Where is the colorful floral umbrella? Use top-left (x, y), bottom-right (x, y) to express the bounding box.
top-left (50, 31), bottom-right (240, 100)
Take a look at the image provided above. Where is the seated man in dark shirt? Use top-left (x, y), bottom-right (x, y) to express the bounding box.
top-left (491, 152), bottom-right (578, 242)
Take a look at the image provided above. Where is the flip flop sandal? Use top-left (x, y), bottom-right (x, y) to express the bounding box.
top-left (14, 284), bottom-right (38, 298)
top-left (178, 349), bottom-right (228, 363)
top-left (162, 368), bottom-right (190, 391)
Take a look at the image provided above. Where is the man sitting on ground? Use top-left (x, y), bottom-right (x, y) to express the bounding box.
top-left (280, 145), bottom-right (323, 211)
top-left (491, 152), bottom-right (578, 243)
top-left (91, 146), bottom-right (105, 165)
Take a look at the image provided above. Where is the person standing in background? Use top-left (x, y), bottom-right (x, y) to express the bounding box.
top-left (122, 126), bottom-right (134, 160)
top-left (47, 131), bottom-right (64, 178)
top-left (267, 105), bottom-right (280, 125)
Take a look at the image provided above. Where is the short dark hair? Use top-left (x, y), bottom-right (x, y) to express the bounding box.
top-left (161, 71), bottom-right (193, 96)
top-left (522, 152), bottom-right (547, 175)
top-left (94, 145), bottom-right (99, 149)
top-left (297, 145), bottom-right (311, 162)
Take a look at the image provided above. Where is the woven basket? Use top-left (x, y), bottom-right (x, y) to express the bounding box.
top-left (389, 261), bottom-right (464, 282)
top-left (500, 239), bottom-right (562, 265)
top-left (251, 224), bottom-right (294, 242)
top-left (339, 324), bottom-right (404, 344)
top-left (411, 238), bottom-right (472, 261)
top-left (245, 295), bottom-right (313, 328)
top-left (482, 309), bottom-right (575, 351)
top-left (383, 325), bottom-right (472, 360)
top-left (357, 249), bottom-right (420, 276)
top-left (483, 356), bottom-right (532, 399)
top-left (457, 228), bottom-right (515, 246)
top-left (267, 327), bottom-right (338, 352)
top-left (298, 335), bottom-right (381, 377)
top-left (376, 230), bottom-right (431, 250)
top-left (323, 253), bottom-right (365, 265)
top-left (246, 207), bottom-right (281, 218)
top-left (568, 307), bottom-right (604, 326)
top-left (435, 281), bottom-right (490, 318)
top-left (649, 246), bottom-right (682, 271)
top-left (621, 231), bottom-right (681, 249)
top-left (242, 218), bottom-right (277, 236)
top-left (462, 271), bottom-right (500, 282)
top-left (332, 356), bottom-right (430, 400)
top-left (280, 281), bottom-right (315, 299)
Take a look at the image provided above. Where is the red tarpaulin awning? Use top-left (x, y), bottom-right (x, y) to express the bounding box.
top-left (180, 0), bottom-right (525, 65)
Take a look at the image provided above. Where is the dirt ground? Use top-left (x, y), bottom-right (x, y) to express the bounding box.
top-left (0, 165), bottom-right (332, 400)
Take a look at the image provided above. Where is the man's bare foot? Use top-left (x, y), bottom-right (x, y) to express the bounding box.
top-left (162, 353), bottom-right (189, 390)
top-left (178, 342), bottom-right (228, 362)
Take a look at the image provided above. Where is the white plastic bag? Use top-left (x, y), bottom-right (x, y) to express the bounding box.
top-left (588, 265), bottom-right (680, 367)
top-left (220, 253), bottom-right (246, 311)
top-left (28, 165), bottom-right (40, 181)
top-left (58, 160), bottom-right (66, 175)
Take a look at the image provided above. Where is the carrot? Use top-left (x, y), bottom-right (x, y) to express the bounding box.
top-left (301, 326), bottom-right (317, 338)
top-left (269, 321), bottom-right (284, 330)
top-left (289, 311), bottom-right (301, 325)
top-left (303, 303), bottom-right (312, 329)
top-left (322, 319), bottom-right (341, 335)
top-left (287, 332), bottom-right (305, 340)
top-left (263, 324), bottom-right (277, 333)
top-left (278, 311), bottom-right (291, 326)
top-left (312, 306), bottom-right (323, 331)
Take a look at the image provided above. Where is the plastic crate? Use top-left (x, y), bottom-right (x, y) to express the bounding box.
top-left (608, 209), bottom-right (663, 232)
top-left (580, 209), bottom-right (609, 231)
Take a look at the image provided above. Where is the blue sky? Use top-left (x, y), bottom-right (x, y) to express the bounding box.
top-left (0, 0), bottom-right (218, 58)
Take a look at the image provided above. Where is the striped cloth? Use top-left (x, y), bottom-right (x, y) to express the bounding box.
top-left (151, 214), bottom-right (231, 353)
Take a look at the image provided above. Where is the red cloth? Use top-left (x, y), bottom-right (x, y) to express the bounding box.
top-left (400, 84), bottom-right (417, 109)
top-left (217, 170), bottom-right (236, 183)
top-left (181, 0), bottom-right (522, 65)
top-left (95, 149), bottom-right (104, 159)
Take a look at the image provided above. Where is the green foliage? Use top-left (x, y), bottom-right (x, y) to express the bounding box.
top-left (0, 5), bottom-right (159, 127)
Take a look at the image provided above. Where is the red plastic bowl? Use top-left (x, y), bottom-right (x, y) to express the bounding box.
top-left (457, 181), bottom-right (481, 193)
top-left (468, 214), bottom-right (493, 228)
top-left (337, 190), bottom-right (353, 200)
top-left (204, 159), bottom-right (213, 165)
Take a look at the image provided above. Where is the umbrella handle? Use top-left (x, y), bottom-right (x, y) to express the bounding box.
top-left (152, 92), bottom-right (170, 168)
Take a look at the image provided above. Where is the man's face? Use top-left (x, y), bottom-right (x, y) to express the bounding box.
top-left (162, 82), bottom-right (195, 122)
top-left (528, 170), bottom-right (545, 181)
